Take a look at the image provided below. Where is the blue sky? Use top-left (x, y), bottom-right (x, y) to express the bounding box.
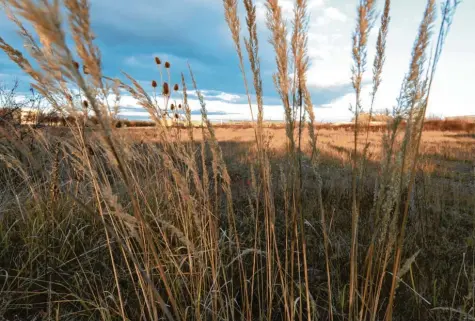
top-left (0, 0), bottom-right (474, 122)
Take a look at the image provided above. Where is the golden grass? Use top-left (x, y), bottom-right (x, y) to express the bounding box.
top-left (0, 0), bottom-right (468, 320)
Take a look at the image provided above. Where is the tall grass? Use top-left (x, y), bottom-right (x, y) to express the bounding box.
top-left (0, 0), bottom-right (466, 320)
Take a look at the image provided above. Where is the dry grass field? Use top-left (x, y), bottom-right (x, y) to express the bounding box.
top-left (1, 123), bottom-right (469, 320)
top-left (125, 125), bottom-right (475, 176)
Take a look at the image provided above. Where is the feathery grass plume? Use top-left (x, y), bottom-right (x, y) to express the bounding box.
top-left (266, 0), bottom-right (294, 153)
top-left (348, 0), bottom-right (376, 318)
top-left (239, 2), bottom-right (285, 318)
top-left (0, 37), bottom-right (42, 85)
top-left (264, 8), bottom-right (297, 317)
top-left (112, 73), bottom-right (163, 126)
top-left (290, 0), bottom-right (316, 320)
top-left (291, 0), bottom-right (318, 161)
top-left (357, 1), bottom-right (391, 319)
top-left (289, 2), bottom-right (326, 313)
top-left (188, 62), bottom-right (251, 319)
top-left (242, 0), bottom-right (264, 140)
top-left (360, 0), bottom-right (390, 183)
top-left (223, 0), bottom-right (258, 145)
top-left (0, 1), bottom-right (179, 319)
top-left (385, 1), bottom-right (459, 320)
top-left (181, 73), bottom-right (194, 143)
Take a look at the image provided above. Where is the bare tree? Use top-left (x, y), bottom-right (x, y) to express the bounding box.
top-left (0, 79), bottom-right (44, 127)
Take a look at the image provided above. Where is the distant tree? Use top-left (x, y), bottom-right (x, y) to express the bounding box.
top-left (0, 80), bottom-right (22, 126)
top-left (0, 80), bottom-right (45, 127)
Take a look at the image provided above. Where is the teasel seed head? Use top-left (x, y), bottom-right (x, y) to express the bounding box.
top-left (162, 82), bottom-right (170, 95)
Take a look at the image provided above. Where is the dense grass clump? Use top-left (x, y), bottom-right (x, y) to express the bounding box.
top-left (0, 0), bottom-right (471, 320)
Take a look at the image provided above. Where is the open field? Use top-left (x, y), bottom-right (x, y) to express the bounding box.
top-left (1, 124), bottom-right (472, 320)
top-left (124, 126), bottom-right (475, 176)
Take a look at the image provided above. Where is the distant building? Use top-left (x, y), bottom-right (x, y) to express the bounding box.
top-left (21, 109), bottom-right (39, 124)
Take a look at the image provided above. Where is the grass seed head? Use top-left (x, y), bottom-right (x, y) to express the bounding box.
top-left (152, 80), bottom-right (157, 88)
top-left (165, 61), bottom-right (171, 68)
top-left (155, 56), bottom-right (161, 65)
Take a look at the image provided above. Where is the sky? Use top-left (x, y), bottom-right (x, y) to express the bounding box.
top-left (0, 0), bottom-right (474, 122)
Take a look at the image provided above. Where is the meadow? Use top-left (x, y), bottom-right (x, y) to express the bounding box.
top-left (0, 0), bottom-right (473, 320)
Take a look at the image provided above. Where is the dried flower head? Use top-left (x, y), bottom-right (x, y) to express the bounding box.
top-left (73, 61), bottom-right (79, 70)
top-left (83, 100), bottom-right (89, 108)
top-left (152, 80), bottom-right (157, 88)
top-left (164, 61), bottom-right (170, 69)
top-left (178, 104), bottom-right (182, 109)
top-left (162, 82), bottom-right (170, 95)
top-left (173, 84), bottom-right (179, 91)
top-left (174, 113), bottom-right (179, 119)
top-left (155, 57), bottom-right (161, 65)
top-left (171, 104), bottom-right (175, 110)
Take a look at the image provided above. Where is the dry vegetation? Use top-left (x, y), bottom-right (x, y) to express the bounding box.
top-left (0, 0), bottom-right (472, 321)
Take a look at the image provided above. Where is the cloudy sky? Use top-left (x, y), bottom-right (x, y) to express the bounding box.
top-left (0, 0), bottom-right (474, 122)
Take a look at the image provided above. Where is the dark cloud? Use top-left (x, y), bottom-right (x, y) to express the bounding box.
top-left (0, 0), bottom-right (357, 114)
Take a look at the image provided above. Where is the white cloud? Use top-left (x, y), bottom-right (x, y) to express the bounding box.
top-left (117, 94), bottom-right (286, 121)
top-left (196, 90), bottom-right (241, 102)
top-left (255, 0), bottom-right (326, 23)
top-left (213, 92), bottom-right (241, 102)
top-left (317, 7), bottom-right (347, 25)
